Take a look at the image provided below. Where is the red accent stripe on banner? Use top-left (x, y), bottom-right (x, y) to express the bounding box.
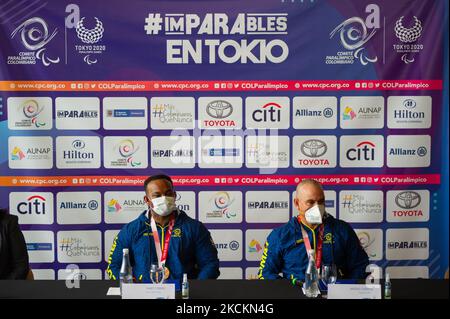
top-left (0, 174), bottom-right (441, 187)
top-left (0, 80), bottom-right (443, 91)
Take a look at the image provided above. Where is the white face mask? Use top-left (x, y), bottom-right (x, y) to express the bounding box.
top-left (151, 196), bottom-right (176, 217)
top-left (304, 204), bottom-right (325, 225)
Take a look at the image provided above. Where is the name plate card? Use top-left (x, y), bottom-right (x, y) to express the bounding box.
top-left (121, 283), bottom-right (175, 299)
top-left (327, 284), bottom-right (382, 299)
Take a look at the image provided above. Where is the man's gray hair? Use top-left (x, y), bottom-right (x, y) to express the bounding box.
top-left (296, 179), bottom-right (324, 194)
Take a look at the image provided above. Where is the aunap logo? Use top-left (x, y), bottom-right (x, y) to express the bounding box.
top-left (8, 136), bottom-right (53, 169)
top-left (340, 97), bottom-right (384, 129)
top-left (104, 192), bottom-right (147, 224)
top-left (245, 229), bottom-right (271, 261)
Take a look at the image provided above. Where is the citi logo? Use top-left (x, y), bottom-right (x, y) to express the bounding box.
top-left (17, 195), bottom-right (46, 214)
top-left (252, 102), bottom-right (282, 122)
top-left (346, 141), bottom-right (376, 161)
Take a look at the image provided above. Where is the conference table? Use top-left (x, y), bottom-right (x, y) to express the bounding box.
top-left (0, 279), bottom-right (448, 299)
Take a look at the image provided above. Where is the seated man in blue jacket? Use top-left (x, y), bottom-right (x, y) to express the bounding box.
top-left (107, 174), bottom-right (220, 282)
top-left (258, 179), bottom-right (369, 284)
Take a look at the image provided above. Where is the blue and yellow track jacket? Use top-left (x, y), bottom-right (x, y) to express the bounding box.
top-left (258, 214), bottom-right (369, 283)
top-left (107, 210), bottom-right (220, 281)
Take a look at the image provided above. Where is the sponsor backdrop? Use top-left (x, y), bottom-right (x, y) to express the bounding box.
top-left (0, 0), bottom-right (448, 280)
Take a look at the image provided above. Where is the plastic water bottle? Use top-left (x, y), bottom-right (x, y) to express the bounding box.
top-left (182, 273), bottom-right (189, 299)
top-left (384, 273), bottom-right (391, 299)
top-left (303, 249), bottom-right (320, 298)
top-left (120, 248), bottom-right (133, 293)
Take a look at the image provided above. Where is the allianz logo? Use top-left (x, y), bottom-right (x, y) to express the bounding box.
top-left (389, 146), bottom-right (427, 157)
top-left (215, 240), bottom-right (240, 251)
top-left (59, 200), bottom-right (98, 210)
top-left (295, 107), bottom-right (334, 118)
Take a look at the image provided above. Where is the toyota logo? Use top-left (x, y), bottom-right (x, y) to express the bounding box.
top-left (301, 139), bottom-right (327, 158)
top-left (206, 100), bottom-right (233, 119)
top-left (395, 191), bottom-right (421, 209)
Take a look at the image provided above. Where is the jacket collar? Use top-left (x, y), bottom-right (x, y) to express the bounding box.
top-left (141, 209), bottom-right (185, 227)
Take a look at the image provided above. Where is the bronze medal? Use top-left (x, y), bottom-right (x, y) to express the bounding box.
top-left (164, 266), bottom-right (170, 279)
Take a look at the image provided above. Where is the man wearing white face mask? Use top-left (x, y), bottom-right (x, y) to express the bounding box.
top-left (107, 174), bottom-right (220, 282)
top-left (258, 179), bottom-right (369, 283)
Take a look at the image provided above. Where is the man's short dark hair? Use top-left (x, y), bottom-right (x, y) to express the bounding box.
top-left (144, 174), bottom-right (173, 192)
